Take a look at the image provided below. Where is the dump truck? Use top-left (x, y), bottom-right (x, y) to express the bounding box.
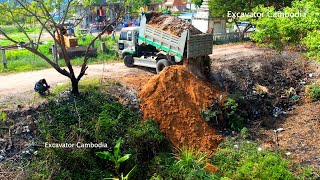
top-left (118, 14), bottom-right (213, 74)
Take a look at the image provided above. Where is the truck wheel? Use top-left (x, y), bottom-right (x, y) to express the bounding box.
top-left (156, 59), bottom-right (170, 73)
top-left (124, 55), bottom-right (134, 67)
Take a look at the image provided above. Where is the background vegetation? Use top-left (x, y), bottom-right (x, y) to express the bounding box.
top-left (251, 0), bottom-right (320, 60)
top-left (0, 28), bottom-right (119, 74)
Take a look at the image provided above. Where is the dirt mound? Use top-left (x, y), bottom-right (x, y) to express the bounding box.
top-left (139, 66), bottom-right (223, 152)
top-left (147, 12), bottom-right (202, 36)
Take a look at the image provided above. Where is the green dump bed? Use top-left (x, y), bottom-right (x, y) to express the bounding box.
top-left (138, 15), bottom-right (212, 62)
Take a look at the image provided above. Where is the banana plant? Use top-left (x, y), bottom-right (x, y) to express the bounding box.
top-left (96, 138), bottom-right (131, 172)
top-left (105, 165), bottom-right (137, 180)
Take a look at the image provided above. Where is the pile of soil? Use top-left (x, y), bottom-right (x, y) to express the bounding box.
top-left (146, 12), bottom-right (202, 36)
top-left (139, 66), bottom-right (223, 152)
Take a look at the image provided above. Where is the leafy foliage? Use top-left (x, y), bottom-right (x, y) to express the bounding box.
top-left (305, 83), bottom-right (320, 101)
top-left (168, 149), bottom-right (218, 180)
top-left (97, 138), bottom-right (132, 171)
top-left (149, 149), bottom-right (219, 180)
top-left (192, 0), bottom-right (203, 7)
top-left (251, 0), bottom-right (320, 60)
top-left (202, 97), bottom-right (245, 131)
top-left (224, 98), bottom-right (245, 131)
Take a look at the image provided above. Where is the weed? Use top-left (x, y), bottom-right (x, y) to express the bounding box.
top-left (0, 111), bottom-right (6, 121)
top-left (305, 83), bottom-right (320, 101)
top-left (167, 148), bottom-right (219, 180)
top-left (240, 127), bottom-right (249, 139)
top-left (224, 98), bottom-right (245, 131)
top-left (204, 97), bottom-right (245, 131)
top-left (97, 138), bottom-right (132, 174)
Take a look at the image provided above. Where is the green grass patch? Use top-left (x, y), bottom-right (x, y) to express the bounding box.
top-left (212, 138), bottom-right (295, 179)
top-left (51, 77), bottom-right (102, 95)
top-left (306, 83), bottom-right (320, 101)
top-left (0, 25), bottom-right (43, 46)
top-left (0, 35), bottom-right (119, 74)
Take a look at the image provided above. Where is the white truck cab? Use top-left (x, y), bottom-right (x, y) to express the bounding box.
top-left (118, 26), bottom-right (139, 59)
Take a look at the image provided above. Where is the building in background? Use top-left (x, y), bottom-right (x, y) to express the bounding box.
top-left (191, 0), bottom-right (226, 34)
top-left (164, 0), bottom-right (186, 12)
top-left (141, 0), bottom-right (162, 12)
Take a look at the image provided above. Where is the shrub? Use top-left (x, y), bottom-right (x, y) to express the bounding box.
top-left (164, 149), bottom-right (219, 180)
top-left (224, 98), bottom-right (245, 131)
top-left (251, 1), bottom-right (320, 60)
top-left (305, 83), bottom-right (320, 101)
top-left (202, 97), bottom-right (245, 131)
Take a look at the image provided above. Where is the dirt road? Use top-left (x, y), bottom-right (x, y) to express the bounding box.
top-left (0, 63), bottom-right (154, 96)
top-left (0, 43), bottom-right (267, 97)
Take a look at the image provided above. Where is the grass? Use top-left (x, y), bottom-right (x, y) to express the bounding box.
top-left (305, 83), bottom-right (320, 101)
top-left (0, 25), bottom-right (43, 46)
top-left (211, 138), bottom-right (320, 180)
top-left (0, 35), bottom-right (120, 74)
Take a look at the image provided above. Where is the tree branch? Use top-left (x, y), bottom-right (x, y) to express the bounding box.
top-left (77, 5), bottom-right (125, 81)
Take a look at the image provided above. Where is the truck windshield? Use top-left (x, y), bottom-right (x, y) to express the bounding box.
top-left (120, 31), bottom-right (128, 40)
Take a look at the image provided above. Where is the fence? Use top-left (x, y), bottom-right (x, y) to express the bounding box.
top-left (213, 32), bottom-right (252, 44)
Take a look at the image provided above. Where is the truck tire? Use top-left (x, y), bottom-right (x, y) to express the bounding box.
top-left (156, 59), bottom-right (170, 73)
top-left (124, 55), bottom-right (134, 67)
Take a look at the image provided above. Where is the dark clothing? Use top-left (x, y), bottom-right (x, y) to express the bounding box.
top-left (34, 79), bottom-right (50, 94)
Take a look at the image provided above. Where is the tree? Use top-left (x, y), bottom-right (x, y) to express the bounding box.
top-left (251, 0), bottom-right (320, 60)
top-left (192, 0), bottom-right (203, 8)
top-left (208, 0), bottom-right (294, 38)
top-left (0, 0), bottom-right (125, 94)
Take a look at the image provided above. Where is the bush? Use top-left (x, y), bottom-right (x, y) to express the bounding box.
top-left (224, 98), bottom-right (245, 131)
top-left (303, 30), bottom-right (320, 61)
top-left (251, 1), bottom-right (320, 60)
top-left (305, 83), bottom-right (320, 101)
top-left (149, 149), bottom-right (219, 180)
top-left (203, 97), bottom-right (245, 131)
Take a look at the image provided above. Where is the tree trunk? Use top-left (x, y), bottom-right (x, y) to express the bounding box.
top-left (71, 78), bottom-right (79, 95)
top-left (240, 31), bottom-right (245, 40)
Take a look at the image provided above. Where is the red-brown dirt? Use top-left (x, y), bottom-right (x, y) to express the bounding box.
top-left (147, 13), bottom-right (203, 36)
top-left (139, 66), bottom-right (223, 153)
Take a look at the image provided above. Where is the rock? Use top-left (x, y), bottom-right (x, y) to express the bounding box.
top-left (22, 126), bottom-right (30, 133)
top-left (26, 115), bottom-right (32, 122)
